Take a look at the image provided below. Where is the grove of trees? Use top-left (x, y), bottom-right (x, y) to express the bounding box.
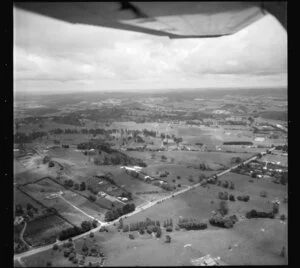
top-left (104, 203), bottom-right (136, 222)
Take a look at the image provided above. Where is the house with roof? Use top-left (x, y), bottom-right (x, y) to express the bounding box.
top-left (14, 216), bottom-right (24, 226)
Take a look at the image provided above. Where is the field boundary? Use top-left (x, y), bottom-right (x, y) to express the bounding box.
top-left (20, 176), bottom-right (113, 211)
top-left (45, 177), bottom-right (113, 211)
top-left (16, 186), bottom-right (76, 228)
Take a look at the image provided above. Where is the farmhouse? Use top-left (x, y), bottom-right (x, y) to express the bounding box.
top-left (144, 175), bottom-right (155, 183)
top-left (97, 191), bottom-right (106, 197)
top-left (14, 216), bottom-right (24, 226)
top-left (105, 194), bottom-right (118, 202)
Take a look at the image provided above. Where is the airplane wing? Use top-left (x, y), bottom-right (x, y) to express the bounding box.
top-left (14, 1), bottom-right (286, 38)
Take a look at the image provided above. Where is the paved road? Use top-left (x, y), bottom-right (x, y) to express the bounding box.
top-left (14, 148), bottom-right (275, 263)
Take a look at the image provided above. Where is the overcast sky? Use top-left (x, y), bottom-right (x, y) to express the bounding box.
top-left (13, 7), bottom-right (287, 94)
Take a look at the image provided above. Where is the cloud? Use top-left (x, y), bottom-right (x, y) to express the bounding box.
top-left (13, 7), bottom-right (287, 92)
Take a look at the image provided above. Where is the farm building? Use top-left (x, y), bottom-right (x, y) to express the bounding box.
top-left (146, 144), bottom-right (163, 151)
top-left (14, 216), bottom-right (24, 226)
top-left (191, 254), bottom-right (225, 266)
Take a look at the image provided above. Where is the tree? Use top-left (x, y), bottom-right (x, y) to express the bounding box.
top-left (26, 203), bottom-right (34, 211)
top-left (46, 261), bottom-right (52, 267)
top-left (119, 218), bottom-right (124, 229)
top-left (272, 202), bottom-right (279, 214)
top-left (218, 201), bottom-right (229, 216)
top-left (15, 204), bottom-right (24, 216)
top-left (199, 162), bottom-right (207, 171)
top-left (68, 252), bottom-right (75, 261)
top-left (27, 209), bottom-right (34, 218)
top-left (161, 155), bottom-right (167, 162)
top-left (165, 235), bottom-right (171, 243)
top-left (92, 220), bottom-right (98, 228)
top-left (231, 157), bottom-right (242, 164)
top-left (43, 156), bottom-right (51, 164)
top-left (82, 243), bottom-right (89, 253)
top-left (166, 226), bottom-right (173, 232)
top-left (74, 183), bottom-right (79, 190)
top-left (64, 250), bottom-right (71, 258)
top-left (81, 221), bottom-right (92, 232)
top-left (280, 246), bottom-right (286, 258)
top-left (174, 137), bottom-right (183, 147)
top-left (129, 234), bottom-right (135, 240)
top-left (229, 182), bottom-right (235, 190)
top-left (48, 161), bottom-right (55, 168)
top-left (198, 174), bottom-right (207, 182)
top-left (251, 172), bottom-right (257, 178)
top-left (105, 211), bottom-right (114, 222)
top-left (280, 214), bottom-right (286, 221)
top-left (229, 194), bottom-right (235, 202)
top-left (237, 195), bottom-right (250, 202)
top-left (260, 191), bottom-right (268, 198)
top-left (177, 176), bottom-right (181, 180)
top-left (156, 227), bottom-right (162, 238)
top-left (89, 232), bottom-right (94, 238)
top-left (52, 244), bottom-right (59, 251)
top-left (88, 195), bottom-right (96, 202)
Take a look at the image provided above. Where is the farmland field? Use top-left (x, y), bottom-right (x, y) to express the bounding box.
top-left (14, 188), bottom-right (45, 214)
top-left (126, 150), bottom-right (254, 168)
top-left (20, 181), bottom-right (94, 225)
top-left (101, 218), bottom-right (287, 266)
top-left (24, 215), bottom-right (72, 247)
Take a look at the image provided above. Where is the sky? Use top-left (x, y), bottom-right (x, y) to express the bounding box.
top-left (13, 6), bottom-right (287, 94)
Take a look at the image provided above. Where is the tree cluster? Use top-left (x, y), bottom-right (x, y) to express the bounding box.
top-left (231, 157), bottom-right (242, 164)
top-left (59, 226), bottom-right (83, 241)
top-left (142, 129), bottom-right (156, 137)
top-left (245, 209), bottom-right (275, 219)
top-left (237, 195), bottom-right (250, 202)
top-left (217, 180), bottom-right (235, 189)
top-left (177, 218), bottom-right (208, 230)
top-left (223, 141), bottom-right (253, 145)
top-left (104, 203), bottom-right (136, 222)
top-left (218, 191), bottom-right (229, 200)
top-left (161, 183), bottom-right (173, 191)
top-left (58, 220), bottom-right (98, 241)
top-left (14, 131), bottom-right (47, 143)
top-left (123, 218), bottom-right (161, 234)
top-left (64, 179), bottom-right (74, 188)
top-left (135, 191), bottom-right (160, 195)
top-left (209, 214), bottom-right (238, 228)
top-left (163, 218), bottom-right (173, 228)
